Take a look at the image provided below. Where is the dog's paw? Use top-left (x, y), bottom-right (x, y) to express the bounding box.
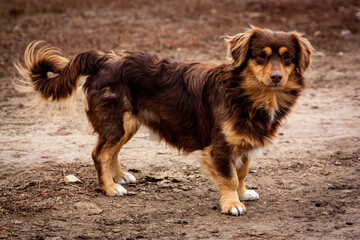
top-left (117, 173), bottom-right (136, 185)
top-left (221, 201), bottom-right (246, 216)
top-left (229, 205), bottom-right (246, 216)
top-left (105, 183), bottom-right (128, 196)
top-left (114, 184), bottom-right (128, 196)
top-left (239, 189), bottom-right (259, 201)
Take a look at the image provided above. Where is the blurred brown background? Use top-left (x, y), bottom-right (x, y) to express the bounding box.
top-left (0, 0), bottom-right (359, 76)
top-left (0, 1), bottom-right (359, 239)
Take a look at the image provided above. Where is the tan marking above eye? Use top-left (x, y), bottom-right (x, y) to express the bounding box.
top-left (263, 47), bottom-right (272, 56)
top-left (278, 47), bottom-right (288, 56)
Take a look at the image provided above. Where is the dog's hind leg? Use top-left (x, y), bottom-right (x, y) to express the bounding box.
top-left (236, 154), bottom-right (259, 201)
top-left (92, 137), bottom-right (128, 196)
top-left (91, 111), bottom-right (141, 197)
top-left (109, 112), bottom-right (141, 185)
top-left (201, 145), bottom-right (245, 216)
top-left (86, 85), bottom-right (141, 196)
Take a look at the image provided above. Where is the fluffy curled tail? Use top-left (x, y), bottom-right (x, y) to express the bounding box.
top-left (14, 41), bottom-right (103, 108)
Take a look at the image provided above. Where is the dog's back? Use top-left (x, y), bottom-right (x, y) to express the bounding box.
top-left (83, 51), bottom-right (219, 151)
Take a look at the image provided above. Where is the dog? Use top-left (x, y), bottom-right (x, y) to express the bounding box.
top-left (15, 27), bottom-right (313, 215)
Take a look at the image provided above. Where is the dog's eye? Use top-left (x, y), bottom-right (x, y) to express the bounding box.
top-left (283, 53), bottom-right (292, 64)
top-left (256, 52), bottom-right (267, 63)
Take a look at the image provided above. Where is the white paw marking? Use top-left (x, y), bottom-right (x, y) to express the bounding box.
top-left (240, 189), bottom-right (259, 201)
top-left (114, 185), bottom-right (127, 196)
top-left (230, 205), bottom-right (246, 216)
top-left (117, 173), bottom-right (136, 185)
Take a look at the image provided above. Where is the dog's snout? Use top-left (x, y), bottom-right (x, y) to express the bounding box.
top-left (270, 72), bottom-right (283, 83)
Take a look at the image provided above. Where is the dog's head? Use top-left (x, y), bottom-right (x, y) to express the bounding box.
top-left (226, 27), bottom-right (314, 88)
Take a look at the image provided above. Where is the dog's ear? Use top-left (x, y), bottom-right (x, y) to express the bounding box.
top-left (226, 27), bottom-right (259, 68)
top-left (291, 32), bottom-right (314, 75)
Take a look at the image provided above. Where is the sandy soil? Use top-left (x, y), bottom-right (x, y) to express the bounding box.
top-left (0, 1), bottom-right (359, 239)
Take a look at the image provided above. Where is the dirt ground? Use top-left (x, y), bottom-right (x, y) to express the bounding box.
top-left (0, 0), bottom-right (359, 239)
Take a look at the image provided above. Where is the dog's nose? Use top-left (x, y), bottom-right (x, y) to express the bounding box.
top-left (270, 72), bottom-right (283, 83)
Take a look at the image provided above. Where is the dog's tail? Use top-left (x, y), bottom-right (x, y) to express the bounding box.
top-left (14, 41), bottom-right (104, 109)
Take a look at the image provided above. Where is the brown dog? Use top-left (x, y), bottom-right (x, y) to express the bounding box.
top-left (15, 27), bottom-right (313, 215)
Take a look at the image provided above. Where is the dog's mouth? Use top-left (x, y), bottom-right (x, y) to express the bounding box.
top-left (268, 82), bottom-right (283, 89)
top-left (260, 80), bottom-right (283, 89)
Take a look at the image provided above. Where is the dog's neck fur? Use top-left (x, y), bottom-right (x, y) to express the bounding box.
top-left (215, 63), bottom-right (304, 148)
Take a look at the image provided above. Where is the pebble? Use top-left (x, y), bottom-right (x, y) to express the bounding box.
top-left (346, 221), bottom-right (353, 225)
top-left (315, 202), bottom-right (321, 207)
top-left (74, 201), bottom-right (103, 215)
top-left (175, 220), bottom-right (188, 225)
top-left (307, 227), bottom-right (314, 231)
top-left (313, 31), bottom-right (322, 37)
top-left (64, 175), bottom-right (82, 183)
top-left (212, 205), bottom-right (218, 210)
top-left (339, 189), bottom-right (353, 193)
top-left (341, 29), bottom-right (351, 36)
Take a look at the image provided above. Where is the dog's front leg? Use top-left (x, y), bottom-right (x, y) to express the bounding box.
top-left (236, 154), bottom-right (259, 201)
top-left (201, 145), bottom-right (245, 216)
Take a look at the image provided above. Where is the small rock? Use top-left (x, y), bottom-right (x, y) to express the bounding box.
top-left (211, 228), bottom-right (219, 233)
top-left (307, 227), bottom-right (314, 231)
top-left (334, 161), bottom-right (341, 166)
top-left (346, 221), bottom-right (353, 226)
top-left (335, 226), bottom-right (341, 229)
top-left (64, 175), bottom-right (82, 183)
top-left (74, 201), bottom-right (103, 215)
top-left (212, 205), bottom-right (218, 210)
top-left (249, 169), bottom-right (257, 173)
top-left (210, 8), bottom-right (218, 14)
top-left (315, 51), bottom-right (325, 56)
top-left (338, 52), bottom-right (344, 56)
top-left (339, 189), bottom-right (353, 193)
top-left (175, 219), bottom-right (188, 225)
top-left (313, 31), bottom-right (322, 37)
top-left (341, 29), bottom-right (351, 36)
top-left (315, 202), bottom-right (321, 207)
